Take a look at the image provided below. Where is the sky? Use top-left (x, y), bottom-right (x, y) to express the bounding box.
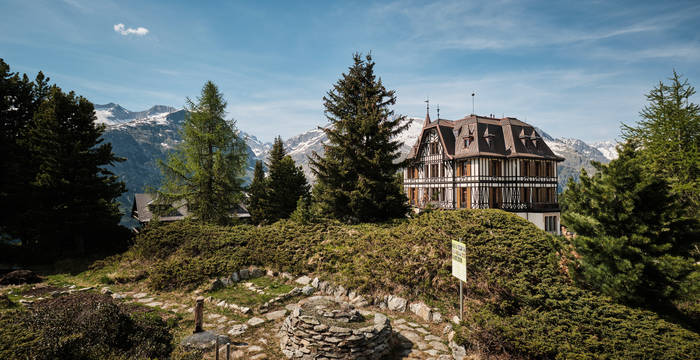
top-left (1, 0), bottom-right (699, 143)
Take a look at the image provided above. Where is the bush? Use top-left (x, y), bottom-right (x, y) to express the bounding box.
top-left (129, 210), bottom-right (700, 359)
top-left (0, 292), bottom-right (172, 360)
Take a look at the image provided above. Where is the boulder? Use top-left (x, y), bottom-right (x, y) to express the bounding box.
top-left (311, 277), bottom-right (319, 288)
top-left (301, 285), bottom-right (315, 296)
top-left (387, 295), bottom-right (407, 312)
top-left (250, 268), bottom-right (266, 278)
top-left (408, 302), bottom-right (432, 322)
top-left (0, 269), bottom-right (41, 285)
top-left (295, 275), bottom-right (312, 285)
top-left (181, 331), bottom-right (231, 351)
top-left (208, 278), bottom-right (224, 292)
top-left (239, 269), bottom-right (250, 280)
top-left (229, 271), bottom-right (240, 283)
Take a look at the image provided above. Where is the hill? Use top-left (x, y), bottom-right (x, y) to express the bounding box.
top-left (115, 210), bottom-right (698, 358)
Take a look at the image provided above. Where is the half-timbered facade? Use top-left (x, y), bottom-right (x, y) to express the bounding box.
top-left (403, 112), bottom-right (564, 234)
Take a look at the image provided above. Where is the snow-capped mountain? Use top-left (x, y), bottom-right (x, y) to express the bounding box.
top-left (590, 140), bottom-right (619, 160)
top-left (94, 103), bottom-right (178, 126)
top-left (266, 117), bottom-right (425, 179)
top-left (96, 103), bottom-right (617, 222)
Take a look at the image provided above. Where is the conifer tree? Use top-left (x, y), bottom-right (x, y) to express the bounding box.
top-left (622, 71), bottom-right (700, 214)
top-left (158, 81), bottom-right (247, 224)
top-left (310, 53), bottom-right (409, 222)
top-left (562, 141), bottom-right (699, 305)
top-left (247, 160), bottom-right (267, 224)
top-left (266, 137), bottom-right (310, 222)
top-left (27, 86), bottom-right (126, 255)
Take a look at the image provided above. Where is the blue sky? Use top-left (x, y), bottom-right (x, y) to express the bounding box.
top-left (1, 0), bottom-right (699, 142)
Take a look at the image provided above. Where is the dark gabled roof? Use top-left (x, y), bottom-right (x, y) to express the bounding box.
top-left (131, 193), bottom-right (250, 223)
top-left (407, 115), bottom-right (564, 162)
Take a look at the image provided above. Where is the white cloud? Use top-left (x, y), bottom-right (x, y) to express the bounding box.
top-left (113, 23), bottom-right (149, 36)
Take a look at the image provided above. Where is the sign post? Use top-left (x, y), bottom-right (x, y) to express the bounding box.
top-left (451, 239), bottom-right (467, 321)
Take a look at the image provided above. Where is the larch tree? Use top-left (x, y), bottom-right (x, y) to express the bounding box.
top-left (622, 70), bottom-right (700, 214)
top-left (158, 81), bottom-right (247, 224)
top-left (310, 53), bottom-right (408, 223)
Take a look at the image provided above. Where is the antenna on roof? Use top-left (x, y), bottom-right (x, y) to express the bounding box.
top-left (437, 104), bottom-right (440, 120)
top-left (425, 97), bottom-right (430, 113)
top-left (471, 92), bottom-right (475, 115)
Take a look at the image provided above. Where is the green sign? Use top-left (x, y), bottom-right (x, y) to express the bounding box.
top-left (451, 240), bottom-right (466, 282)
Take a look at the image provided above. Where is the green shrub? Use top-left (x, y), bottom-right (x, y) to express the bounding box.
top-left (0, 292), bottom-right (172, 360)
top-left (130, 210), bottom-right (700, 359)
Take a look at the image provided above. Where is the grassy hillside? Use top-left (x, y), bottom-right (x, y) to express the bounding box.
top-left (116, 210), bottom-right (699, 359)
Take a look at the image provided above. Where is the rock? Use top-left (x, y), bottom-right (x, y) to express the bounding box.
top-left (442, 324), bottom-right (453, 335)
top-left (239, 269), bottom-right (250, 280)
top-left (230, 271), bottom-right (240, 282)
top-left (280, 272), bottom-right (293, 280)
top-left (295, 275), bottom-right (312, 285)
top-left (100, 287), bottom-right (112, 295)
top-left (265, 309), bottom-right (287, 320)
top-left (208, 278), bottom-right (224, 292)
top-left (247, 317), bottom-right (266, 327)
top-left (452, 315), bottom-right (461, 324)
top-left (250, 268), bottom-right (266, 278)
top-left (0, 270), bottom-right (41, 285)
top-left (250, 354), bottom-right (267, 359)
top-left (449, 340), bottom-right (467, 360)
top-left (181, 331), bottom-right (231, 351)
top-left (266, 269), bottom-right (277, 277)
top-left (111, 293), bottom-right (125, 300)
top-left (409, 302), bottom-right (432, 322)
top-left (145, 301), bottom-right (163, 307)
top-left (311, 277), bottom-right (319, 288)
top-left (228, 324), bottom-right (249, 336)
top-left (429, 341), bottom-right (450, 352)
top-left (333, 285), bottom-right (347, 298)
top-left (247, 345), bottom-right (264, 352)
top-left (387, 295), bottom-right (407, 312)
top-left (431, 310), bottom-right (443, 323)
top-left (301, 285), bottom-right (315, 296)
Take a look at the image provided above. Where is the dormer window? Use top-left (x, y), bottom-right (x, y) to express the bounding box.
top-left (463, 136), bottom-right (472, 148)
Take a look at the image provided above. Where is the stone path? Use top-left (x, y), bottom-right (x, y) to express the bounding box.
top-left (9, 274), bottom-right (456, 359)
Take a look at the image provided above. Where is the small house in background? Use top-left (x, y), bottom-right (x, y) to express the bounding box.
top-left (131, 193), bottom-right (251, 226)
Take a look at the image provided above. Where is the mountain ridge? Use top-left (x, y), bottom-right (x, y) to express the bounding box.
top-left (96, 103), bottom-right (618, 223)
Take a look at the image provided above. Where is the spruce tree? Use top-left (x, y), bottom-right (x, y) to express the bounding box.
top-left (622, 70), bottom-right (700, 214)
top-left (561, 141), bottom-right (699, 305)
top-left (158, 81), bottom-right (247, 224)
top-left (266, 136), bottom-right (310, 222)
top-left (247, 160), bottom-right (267, 224)
top-left (310, 53), bottom-right (408, 223)
top-left (27, 86), bottom-right (126, 256)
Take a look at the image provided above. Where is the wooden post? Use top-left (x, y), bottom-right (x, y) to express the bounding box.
top-left (215, 336), bottom-right (219, 360)
top-left (194, 296), bottom-right (204, 333)
top-left (459, 280), bottom-right (463, 321)
top-left (226, 343), bottom-right (231, 360)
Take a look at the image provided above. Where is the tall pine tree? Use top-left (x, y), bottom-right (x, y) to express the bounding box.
top-left (158, 81), bottom-right (247, 224)
top-left (622, 70), bottom-right (700, 214)
top-left (266, 137), bottom-right (310, 222)
top-left (247, 160), bottom-right (267, 224)
top-left (27, 86), bottom-right (126, 256)
top-left (562, 141), bottom-right (699, 305)
top-left (310, 53), bottom-right (408, 223)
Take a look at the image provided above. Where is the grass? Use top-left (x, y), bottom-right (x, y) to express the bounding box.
top-left (115, 210), bottom-right (700, 359)
top-left (206, 277), bottom-right (293, 307)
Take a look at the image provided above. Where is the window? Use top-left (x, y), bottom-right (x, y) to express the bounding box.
top-left (545, 216), bottom-right (558, 233)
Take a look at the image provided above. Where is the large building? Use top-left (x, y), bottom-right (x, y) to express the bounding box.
top-left (403, 110), bottom-right (564, 234)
